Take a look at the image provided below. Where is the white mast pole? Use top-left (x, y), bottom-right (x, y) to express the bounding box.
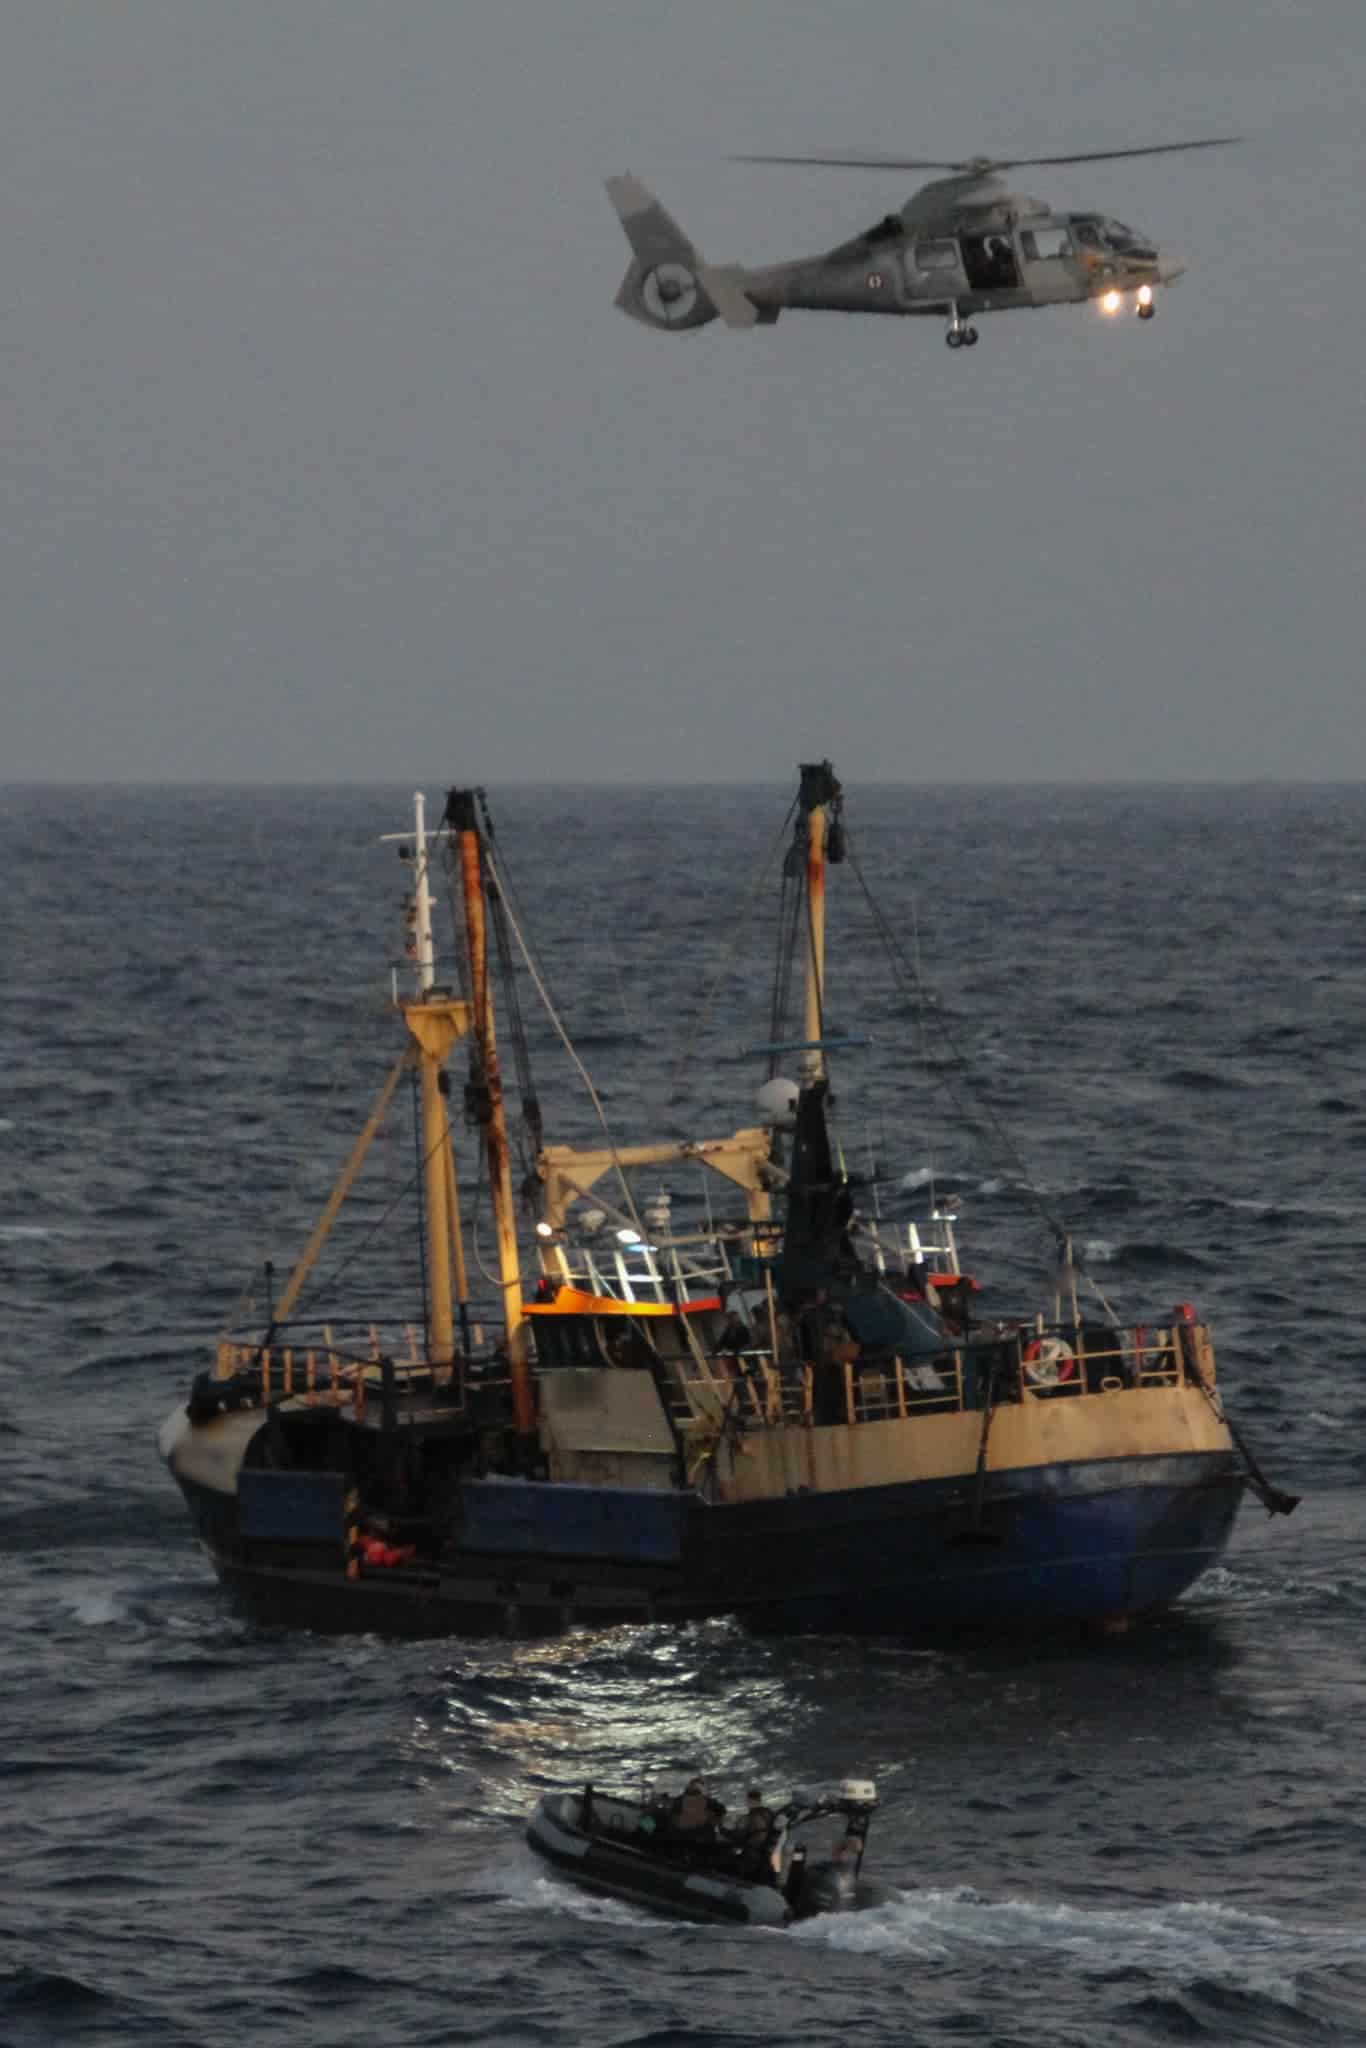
top-left (412, 791), bottom-right (436, 993)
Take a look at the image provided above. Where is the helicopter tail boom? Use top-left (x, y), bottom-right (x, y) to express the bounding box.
top-left (605, 174), bottom-right (758, 332)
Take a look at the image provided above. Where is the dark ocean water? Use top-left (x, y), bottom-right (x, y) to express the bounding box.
top-left (4, 781), bottom-right (1366, 2048)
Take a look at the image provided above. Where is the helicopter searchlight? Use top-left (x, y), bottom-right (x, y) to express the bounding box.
top-left (606, 138), bottom-right (1236, 350)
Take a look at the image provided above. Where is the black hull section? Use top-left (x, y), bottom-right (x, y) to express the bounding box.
top-left (526, 1794), bottom-right (793, 1926)
top-left (173, 1450), bottom-right (1245, 1641)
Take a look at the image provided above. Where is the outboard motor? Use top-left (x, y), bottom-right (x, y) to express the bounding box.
top-left (789, 1855), bottom-right (858, 1919)
top-left (784, 1777), bottom-right (881, 1919)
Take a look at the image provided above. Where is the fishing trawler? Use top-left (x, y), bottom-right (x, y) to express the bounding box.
top-left (159, 765), bottom-right (1292, 1637)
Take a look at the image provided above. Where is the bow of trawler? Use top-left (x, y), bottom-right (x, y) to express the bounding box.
top-left (160, 766), bottom-right (1294, 1637)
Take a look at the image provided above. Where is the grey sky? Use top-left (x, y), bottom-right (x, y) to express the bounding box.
top-left (2, 1), bottom-right (1363, 783)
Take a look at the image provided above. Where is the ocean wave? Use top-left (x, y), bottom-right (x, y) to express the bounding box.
top-left (1110, 1242), bottom-right (1211, 1272)
top-left (0, 1963), bottom-right (114, 2025)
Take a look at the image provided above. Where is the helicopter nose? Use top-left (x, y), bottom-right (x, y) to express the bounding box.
top-left (1158, 251), bottom-right (1186, 286)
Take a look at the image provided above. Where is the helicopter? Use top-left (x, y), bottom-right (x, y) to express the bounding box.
top-left (605, 139), bottom-right (1236, 349)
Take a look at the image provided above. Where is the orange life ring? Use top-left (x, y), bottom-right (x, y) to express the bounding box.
top-left (1023, 1337), bottom-right (1077, 1385)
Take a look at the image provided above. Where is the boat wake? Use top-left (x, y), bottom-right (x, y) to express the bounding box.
top-left (503, 1847), bottom-right (1366, 2014)
top-left (506, 1856), bottom-right (668, 1931)
top-left (791, 1886), bottom-right (1366, 1993)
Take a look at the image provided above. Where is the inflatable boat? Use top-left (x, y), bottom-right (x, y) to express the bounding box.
top-left (526, 1776), bottom-right (892, 1928)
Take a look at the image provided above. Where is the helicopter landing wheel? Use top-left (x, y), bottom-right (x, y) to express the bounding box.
top-left (964, 326), bottom-right (979, 346)
top-left (945, 329), bottom-right (963, 349)
top-left (1137, 304), bottom-right (1156, 322)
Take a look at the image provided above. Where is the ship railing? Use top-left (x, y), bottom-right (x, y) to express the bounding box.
top-left (555, 1234), bottom-right (736, 1305)
top-left (846, 1351), bottom-right (968, 1422)
top-left (1007, 1321), bottom-right (1208, 1400)
top-left (675, 1353), bottom-right (803, 1428)
top-left (210, 1323), bottom-right (474, 1415)
top-left (675, 1348), bottom-right (971, 1430)
top-left (673, 1320), bottom-right (1208, 1430)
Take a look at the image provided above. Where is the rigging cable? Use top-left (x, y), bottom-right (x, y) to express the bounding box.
top-left (283, 1110), bottom-right (445, 1333)
top-left (666, 792), bottom-right (800, 1108)
top-left (769, 840), bottom-right (807, 1079)
top-left (480, 845), bottom-right (648, 1246)
top-left (472, 791), bottom-right (544, 1179)
top-left (218, 984), bottom-right (399, 1339)
top-left (840, 821), bottom-right (1070, 1254)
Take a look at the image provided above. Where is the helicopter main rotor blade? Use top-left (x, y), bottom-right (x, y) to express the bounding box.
top-left (730, 153), bottom-right (960, 172)
top-left (995, 137), bottom-right (1241, 168)
top-left (730, 138), bottom-right (1240, 174)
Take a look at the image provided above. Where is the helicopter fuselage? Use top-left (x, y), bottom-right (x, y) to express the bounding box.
top-left (606, 169), bottom-right (1183, 348)
top-left (749, 202), bottom-right (1170, 321)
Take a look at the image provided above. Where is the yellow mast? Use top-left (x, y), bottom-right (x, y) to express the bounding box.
top-left (270, 794), bottom-right (473, 1368)
top-left (447, 789), bottom-right (534, 1435)
top-left (397, 790), bottom-right (471, 1365)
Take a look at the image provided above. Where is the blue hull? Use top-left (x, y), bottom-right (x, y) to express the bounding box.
top-left (176, 1448), bottom-right (1245, 1638)
top-left (691, 1457), bottom-right (1245, 1632)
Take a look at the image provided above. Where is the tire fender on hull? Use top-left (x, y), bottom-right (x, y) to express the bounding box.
top-left (159, 1403), bottom-right (266, 1496)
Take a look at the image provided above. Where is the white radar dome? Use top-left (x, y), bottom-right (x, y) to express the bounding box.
top-left (756, 1077), bottom-right (799, 1124)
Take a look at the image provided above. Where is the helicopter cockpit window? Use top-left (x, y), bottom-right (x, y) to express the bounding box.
top-left (1101, 219), bottom-right (1156, 258)
top-left (913, 241), bottom-right (960, 273)
top-left (1020, 226), bottom-right (1071, 261)
top-left (1071, 220), bottom-right (1105, 251)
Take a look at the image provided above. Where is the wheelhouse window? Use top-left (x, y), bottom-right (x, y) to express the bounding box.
top-left (1020, 226), bottom-right (1071, 261)
top-left (913, 240), bottom-right (960, 272)
top-left (534, 1319), bottom-right (609, 1369)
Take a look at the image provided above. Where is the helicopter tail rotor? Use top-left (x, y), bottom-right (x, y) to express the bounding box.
top-left (606, 174), bottom-right (758, 332)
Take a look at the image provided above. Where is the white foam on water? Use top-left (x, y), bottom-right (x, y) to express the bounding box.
top-left (64, 1586), bottom-right (128, 1628)
top-left (1226, 1194), bottom-right (1358, 1219)
top-left (497, 1849), bottom-right (665, 1931)
top-left (898, 1167), bottom-right (935, 1192)
top-left (789, 1886), bottom-right (1366, 2005)
top-left (1081, 1236), bottom-right (1117, 1263)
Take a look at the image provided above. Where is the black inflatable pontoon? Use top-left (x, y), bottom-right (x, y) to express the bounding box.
top-left (526, 1777), bottom-right (891, 1928)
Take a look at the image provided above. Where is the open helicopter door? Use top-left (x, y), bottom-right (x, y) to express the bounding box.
top-left (1016, 223), bottom-right (1081, 303)
top-left (958, 232), bottom-right (1020, 293)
